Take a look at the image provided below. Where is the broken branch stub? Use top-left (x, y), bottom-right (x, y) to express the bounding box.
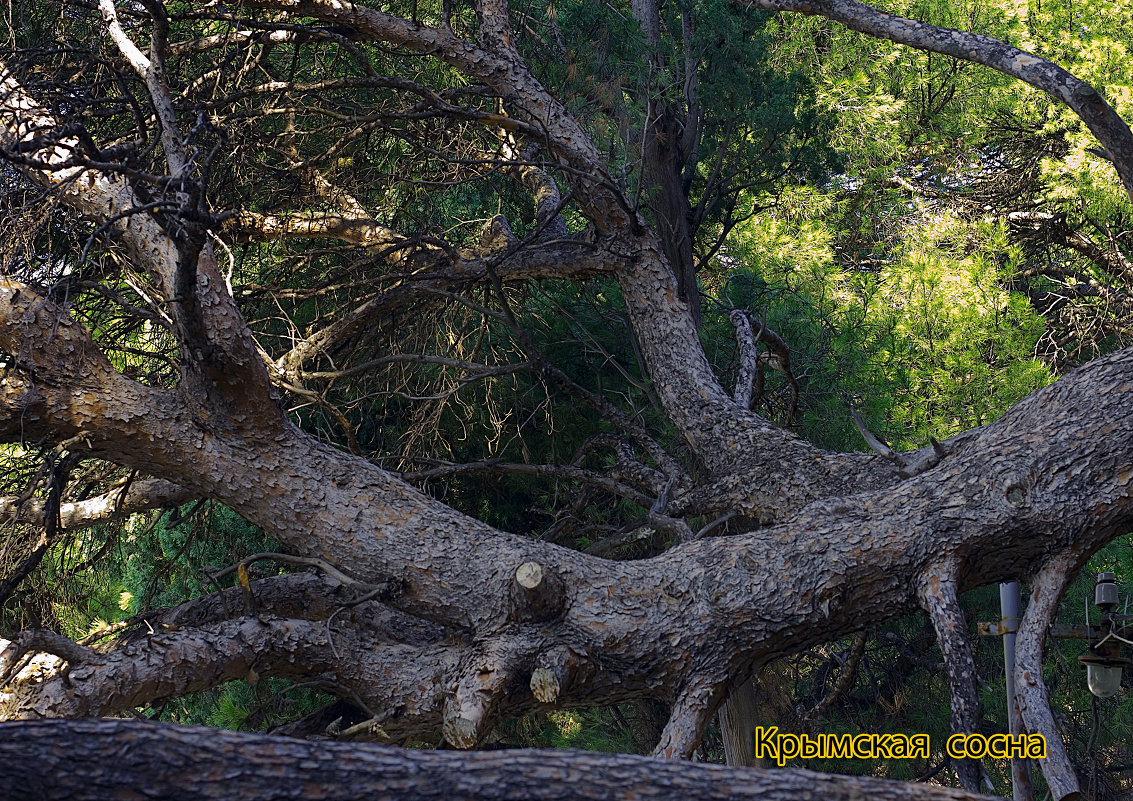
top-left (510, 561), bottom-right (565, 623)
top-left (529, 645), bottom-right (588, 704)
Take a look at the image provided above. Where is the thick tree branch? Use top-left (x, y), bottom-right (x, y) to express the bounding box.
top-left (0, 277), bottom-right (156, 446)
top-left (918, 562), bottom-right (982, 791)
top-left (2, 719), bottom-right (1000, 801)
top-left (0, 617), bottom-right (340, 720)
top-left (232, 209), bottom-right (413, 251)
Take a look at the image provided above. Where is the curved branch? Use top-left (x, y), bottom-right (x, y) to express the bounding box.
top-left (0, 630), bottom-right (101, 687)
top-left (1008, 212), bottom-right (1133, 284)
top-left (232, 209), bottom-right (412, 250)
top-left (804, 631), bottom-right (867, 722)
top-left (0, 617), bottom-right (340, 720)
top-left (738, 0), bottom-right (1133, 203)
top-left (0, 62), bottom-right (278, 419)
top-left (1014, 549), bottom-right (1092, 801)
top-left (654, 676), bottom-right (728, 759)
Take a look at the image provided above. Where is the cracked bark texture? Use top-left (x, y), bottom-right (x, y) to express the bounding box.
top-left (0, 0), bottom-right (1131, 798)
top-left (2, 719), bottom-right (1001, 801)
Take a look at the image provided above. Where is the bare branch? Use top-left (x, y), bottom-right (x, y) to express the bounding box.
top-left (269, 242), bottom-right (614, 383)
top-left (730, 310), bottom-right (758, 409)
top-left (803, 631), bottom-right (867, 722)
top-left (849, 405), bottom-right (895, 458)
top-left (0, 478), bottom-right (193, 531)
top-left (654, 676), bottom-right (728, 759)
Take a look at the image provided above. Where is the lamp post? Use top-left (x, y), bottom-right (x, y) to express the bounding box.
top-left (980, 572), bottom-right (1132, 801)
top-left (1078, 572), bottom-right (1131, 699)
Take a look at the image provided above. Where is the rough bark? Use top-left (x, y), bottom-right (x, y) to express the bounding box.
top-left (0, 718), bottom-right (1000, 801)
top-left (918, 562), bottom-right (982, 791)
top-left (2, 617), bottom-right (340, 719)
top-left (719, 676), bottom-right (762, 767)
top-left (4, 311), bottom-right (1132, 746)
top-left (1014, 550), bottom-right (1092, 801)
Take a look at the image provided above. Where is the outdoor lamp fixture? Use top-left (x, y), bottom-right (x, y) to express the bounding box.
top-left (1078, 573), bottom-right (1131, 698)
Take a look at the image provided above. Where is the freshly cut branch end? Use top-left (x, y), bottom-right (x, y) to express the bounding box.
top-left (529, 666), bottom-right (560, 703)
top-left (510, 561), bottom-right (564, 622)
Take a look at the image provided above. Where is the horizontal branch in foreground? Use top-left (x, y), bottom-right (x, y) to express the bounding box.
top-left (2, 719), bottom-right (996, 801)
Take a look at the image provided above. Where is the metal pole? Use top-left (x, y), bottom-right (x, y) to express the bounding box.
top-left (1001, 581), bottom-right (1034, 801)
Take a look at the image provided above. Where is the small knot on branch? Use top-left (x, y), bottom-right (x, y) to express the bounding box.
top-left (479, 214), bottom-right (517, 254)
